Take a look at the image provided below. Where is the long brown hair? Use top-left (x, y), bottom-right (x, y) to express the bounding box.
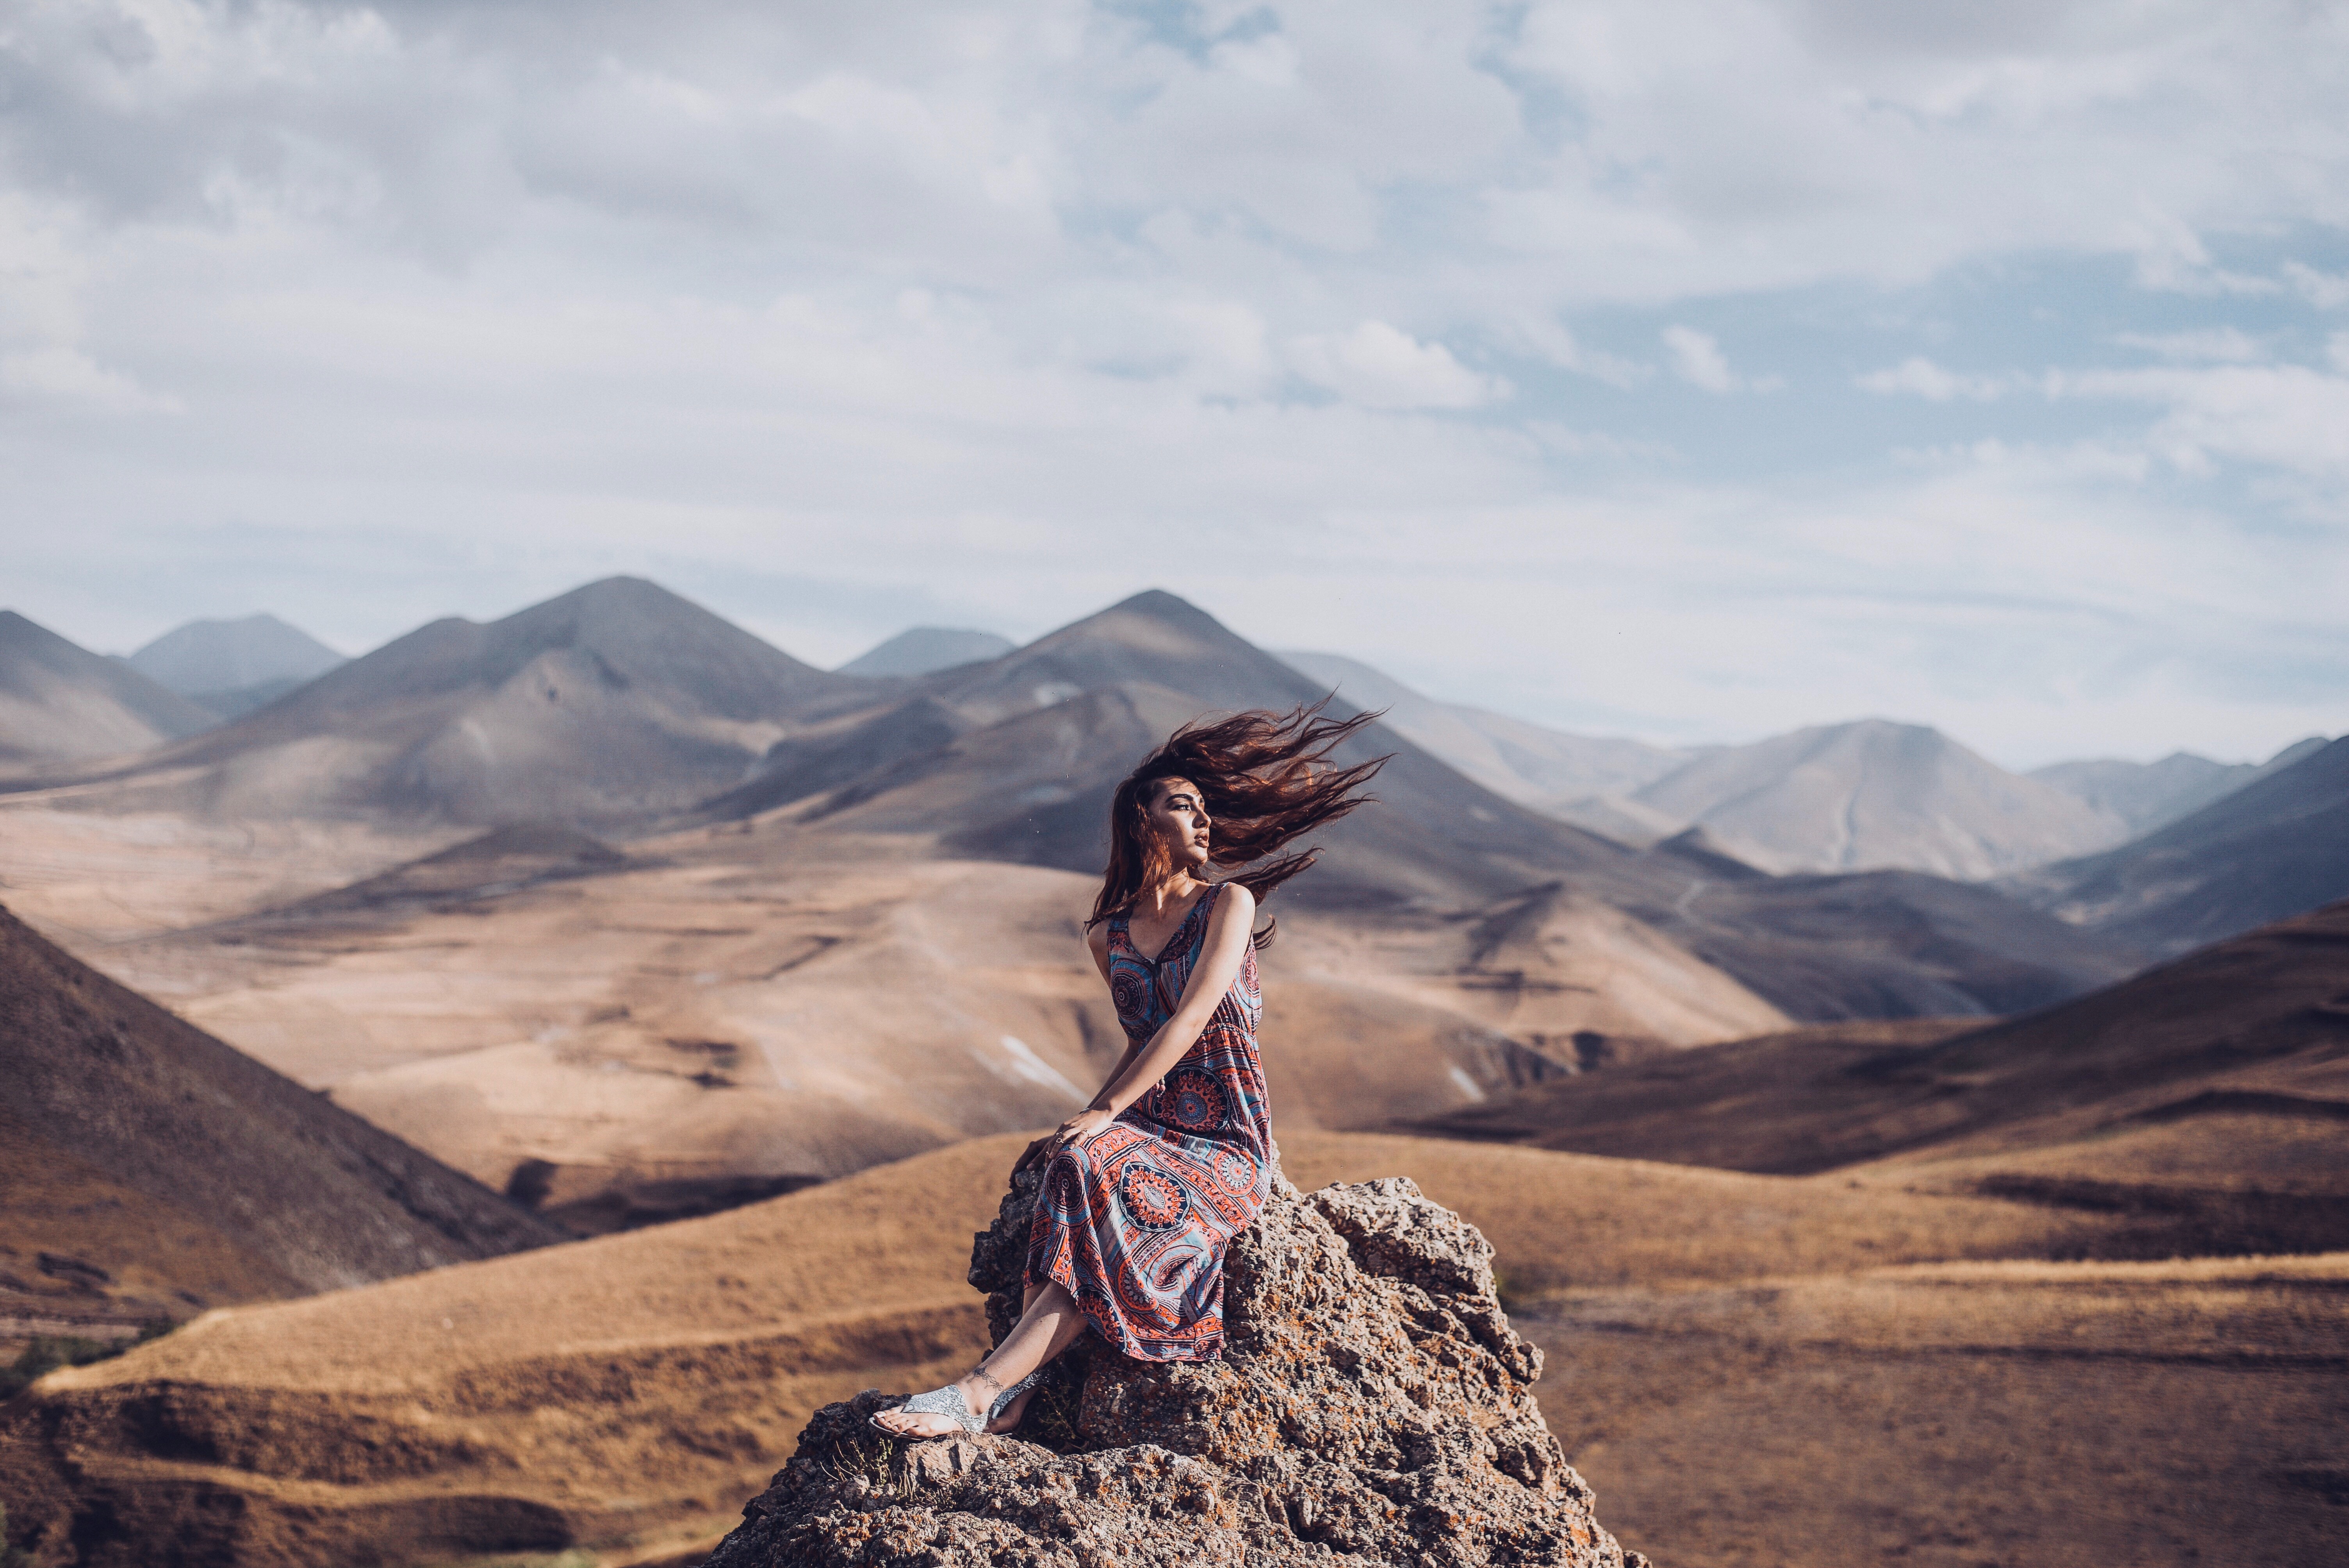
top-left (1088, 700), bottom-right (1389, 948)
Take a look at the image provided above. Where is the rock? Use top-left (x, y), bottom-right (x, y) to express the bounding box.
top-left (706, 1163), bottom-right (1650, 1567)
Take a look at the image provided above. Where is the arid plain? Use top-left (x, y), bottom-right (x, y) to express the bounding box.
top-left (4, 583), bottom-right (2345, 1568)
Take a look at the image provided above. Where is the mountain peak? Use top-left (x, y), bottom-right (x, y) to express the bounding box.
top-left (1102, 588), bottom-right (1229, 635)
top-left (839, 627), bottom-right (1015, 678)
top-left (1633, 716), bottom-right (2120, 879)
top-left (128, 613), bottom-right (345, 696)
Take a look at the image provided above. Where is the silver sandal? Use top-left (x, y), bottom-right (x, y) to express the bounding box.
top-left (870, 1367), bottom-right (1045, 1439)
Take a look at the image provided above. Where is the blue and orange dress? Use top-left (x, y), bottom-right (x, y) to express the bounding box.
top-left (1024, 882), bottom-right (1273, 1362)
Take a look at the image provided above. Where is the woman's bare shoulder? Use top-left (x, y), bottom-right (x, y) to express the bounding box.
top-left (1211, 881), bottom-right (1256, 920)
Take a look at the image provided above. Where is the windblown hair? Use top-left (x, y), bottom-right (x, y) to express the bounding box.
top-left (1089, 701), bottom-right (1390, 948)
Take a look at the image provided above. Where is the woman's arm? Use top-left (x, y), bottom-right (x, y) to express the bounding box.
top-left (1021, 886), bottom-right (1255, 1168)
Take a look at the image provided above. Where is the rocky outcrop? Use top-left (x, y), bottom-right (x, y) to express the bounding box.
top-left (707, 1165), bottom-right (1647, 1567)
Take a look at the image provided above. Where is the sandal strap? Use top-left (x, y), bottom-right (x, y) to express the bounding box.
top-left (986, 1367), bottom-right (1046, 1422)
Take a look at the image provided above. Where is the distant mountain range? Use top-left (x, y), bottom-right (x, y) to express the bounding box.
top-left (2002, 736), bottom-right (2349, 957)
top-left (29, 578), bottom-right (885, 824)
top-left (6, 582), bottom-right (2341, 987)
top-left (1279, 652), bottom-right (2340, 901)
top-left (2030, 741), bottom-right (2326, 834)
top-left (699, 589), bottom-right (2139, 1020)
top-left (125, 611), bottom-right (349, 720)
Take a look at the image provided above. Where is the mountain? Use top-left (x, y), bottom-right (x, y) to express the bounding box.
top-left (1398, 894), bottom-right (2349, 1196)
top-left (38, 577), bottom-right (880, 825)
top-left (839, 626), bottom-right (1016, 677)
top-left (0, 610), bottom-right (218, 771)
top-left (740, 591), bottom-right (1650, 913)
top-left (2002, 736), bottom-right (2349, 956)
top-left (709, 591), bottom-right (2142, 1021)
top-left (0, 899), bottom-right (558, 1331)
top-left (125, 613), bottom-right (348, 718)
top-left (1276, 650), bottom-right (1689, 808)
top-left (1608, 719), bottom-right (2124, 878)
top-left (2030, 738), bottom-right (2326, 835)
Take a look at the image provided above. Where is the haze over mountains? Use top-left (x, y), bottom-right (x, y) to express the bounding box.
top-left (9, 584), bottom-right (2329, 900)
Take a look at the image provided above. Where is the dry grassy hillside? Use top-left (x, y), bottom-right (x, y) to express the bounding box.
top-left (1409, 898), bottom-right (2349, 1186)
top-left (0, 901), bottom-right (557, 1356)
top-left (0, 1128), bottom-right (2254, 1568)
top-left (1535, 1254), bottom-right (2348, 1568)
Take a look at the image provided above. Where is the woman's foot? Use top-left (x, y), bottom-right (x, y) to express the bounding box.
top-left (870, 1375), bottom-right (991, 1439)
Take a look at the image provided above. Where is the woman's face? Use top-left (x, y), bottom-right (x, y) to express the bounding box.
top-left (1147, 777), bottom-right (1213, 876)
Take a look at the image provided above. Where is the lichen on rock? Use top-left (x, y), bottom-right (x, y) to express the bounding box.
top-left (706, 1164), bottom-right (1651, 1567)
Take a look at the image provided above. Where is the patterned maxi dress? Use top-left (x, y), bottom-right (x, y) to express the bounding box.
top-left (1025, 882), bottom-right (1272, 1362)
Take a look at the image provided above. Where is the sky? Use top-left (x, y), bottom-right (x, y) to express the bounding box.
top-left (2, 0), bottom-right (2345, 769)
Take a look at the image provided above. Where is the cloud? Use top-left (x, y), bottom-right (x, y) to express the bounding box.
top-left (1857, 357), bottom-right (2009, 401)
top-left (2054, 362), bottom-right (2349, 482)
top-left (2287, 263), bottom-right (2349, 310)
top-left (0, 0), bottom-right (2344, 767)
top-left (0, 347), bottom-right (181, 414)
top-left (1660, 326), bottom-right (1736, 392)
top-left (1287, 321), bottom-right (1508, 409)
top-left (2114, 328), bottom-right (2267, 363)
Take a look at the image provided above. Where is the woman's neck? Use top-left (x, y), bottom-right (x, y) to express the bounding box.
top-left (1135, 873), bottom-right (1206, 917)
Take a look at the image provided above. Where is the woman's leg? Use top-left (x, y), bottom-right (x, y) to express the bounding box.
top-left (872, 1281), bottom-right (1087, 1438)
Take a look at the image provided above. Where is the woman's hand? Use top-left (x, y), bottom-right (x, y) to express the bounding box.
top-left (1016, 1107), bottom-right (1116, 1172)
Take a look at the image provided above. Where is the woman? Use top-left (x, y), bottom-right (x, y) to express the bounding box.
top-left (874, 702), bottom-right (1386, 1438)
